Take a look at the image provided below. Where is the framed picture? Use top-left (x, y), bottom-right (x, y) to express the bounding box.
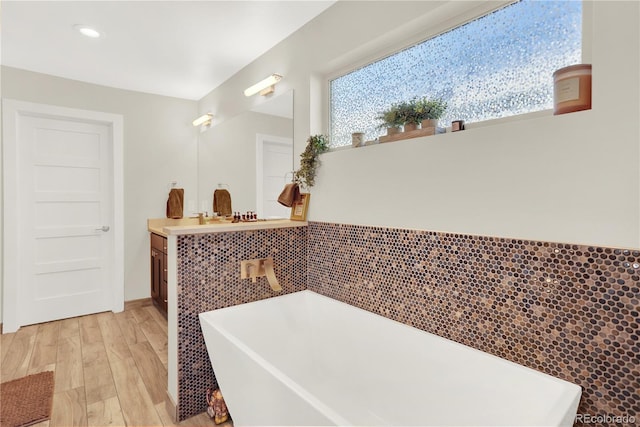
top-left (290, 193), bottom-right (310, 221)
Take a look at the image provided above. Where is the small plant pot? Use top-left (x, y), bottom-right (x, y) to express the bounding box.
top-left (386, 126), bottom-right (402, 136)
top-left (351, 132), bottom-right (365, 147)
top-left (403, 123), bottom-right (418, 132)
top-left (421, 119), bottom-right (438, 129)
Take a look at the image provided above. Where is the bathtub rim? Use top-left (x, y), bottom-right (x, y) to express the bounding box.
top-left (199, 289), bottom-right (582, 426)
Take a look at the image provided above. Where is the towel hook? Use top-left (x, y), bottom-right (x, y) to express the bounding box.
top-left (217, 183), bottom-right (230, 189)
top-left (284, 171), bottom-right (296, 183)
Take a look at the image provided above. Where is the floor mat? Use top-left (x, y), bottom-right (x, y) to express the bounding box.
top-left (0, 371), bottom-right (55, 427)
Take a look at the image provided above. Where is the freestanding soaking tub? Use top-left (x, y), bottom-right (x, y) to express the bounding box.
top-left (199, 290), bottom-right (581, 426)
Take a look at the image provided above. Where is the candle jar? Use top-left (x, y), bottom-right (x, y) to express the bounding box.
top-left (553, 64), bottom-right (592, 115)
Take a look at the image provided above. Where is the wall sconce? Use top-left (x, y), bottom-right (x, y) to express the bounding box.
top-left (193, 113), bottom-right (213, 127)
top-left (244, 74), bottom-right (282, 97)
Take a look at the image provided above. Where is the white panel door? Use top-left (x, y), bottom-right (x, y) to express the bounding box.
top-left (257, 135), bottom-right (293, 218)
top-left (16, 115), bottom-right (114, 326)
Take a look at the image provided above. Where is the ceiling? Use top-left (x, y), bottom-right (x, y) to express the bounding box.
top-left (1, 1), bottom-right (335, 100)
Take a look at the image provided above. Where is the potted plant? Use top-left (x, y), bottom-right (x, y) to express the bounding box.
top-left (376, 103), bottom-right (404, 136)
top-left (402, 98), bottom-right (423, 132)
top-left (294, 134), bottom-right (330, 188)
top-left (414, 97), bottom-right (447, 128)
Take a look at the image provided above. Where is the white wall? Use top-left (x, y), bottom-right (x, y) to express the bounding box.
top-left (201, 0), bottom-right (640, 249)
top-left (0, 66), bottom-right (198, 322)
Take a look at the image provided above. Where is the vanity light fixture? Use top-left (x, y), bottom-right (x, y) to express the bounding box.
top-left (73, 24), bottom-right (102, 39)
top-left (244, 74), bottom-right (283, 97)
top-left (192, 113), bottom-right (213, 127)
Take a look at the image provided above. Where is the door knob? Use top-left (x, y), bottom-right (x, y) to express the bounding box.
top-left (96, 225), bottom-right (110, 232)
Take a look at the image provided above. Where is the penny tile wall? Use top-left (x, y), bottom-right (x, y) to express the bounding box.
top-left (176, 227), bottom-right (307, 420)
top-left (177, 221), bottom-right (638, 424)
top-left (307, 222), bottom-right (639, 424)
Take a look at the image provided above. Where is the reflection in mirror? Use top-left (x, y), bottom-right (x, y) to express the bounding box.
top-left (197, 90), bottom-right (293, 218)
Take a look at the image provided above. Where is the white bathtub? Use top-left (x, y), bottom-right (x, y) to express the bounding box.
top-left (199, 290), bottom-right (581, 426)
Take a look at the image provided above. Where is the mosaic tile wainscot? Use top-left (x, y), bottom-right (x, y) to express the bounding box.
top-left (176, 226), bottom-right (307, 421)
top-left (307, 222), bottom-right (639, 425)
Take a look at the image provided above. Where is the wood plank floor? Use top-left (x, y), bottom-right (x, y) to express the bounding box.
top-left (1, 300), bottom-right (223, 427)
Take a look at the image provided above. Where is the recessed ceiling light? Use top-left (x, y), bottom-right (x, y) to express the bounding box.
top-left (73, 24), bottom-right (102, 39)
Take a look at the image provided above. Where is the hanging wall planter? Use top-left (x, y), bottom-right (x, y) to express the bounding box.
top-left (293, 134), bottom-right (330, 189)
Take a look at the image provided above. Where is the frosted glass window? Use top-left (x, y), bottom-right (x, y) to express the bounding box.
top-left (329, 0), bottom-right (582, 147)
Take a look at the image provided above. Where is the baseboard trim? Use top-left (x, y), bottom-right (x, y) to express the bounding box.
top-left (124, 297), bottom-right (153, 310)
top-left (165, 391), bottom-right (178, 423)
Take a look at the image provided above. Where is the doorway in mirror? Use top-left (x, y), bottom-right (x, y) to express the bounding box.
top-left (256, 134), bottom-right (293, 218)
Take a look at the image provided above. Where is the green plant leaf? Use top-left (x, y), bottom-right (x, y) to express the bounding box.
top-left (294, 134), bottom-right (330, 188)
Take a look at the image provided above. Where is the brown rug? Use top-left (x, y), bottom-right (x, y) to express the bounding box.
top-left (0, 371), bottom-right (55, 427)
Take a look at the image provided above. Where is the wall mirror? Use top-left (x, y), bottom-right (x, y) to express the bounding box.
top-left (197, 90), bottom-right (294, 218)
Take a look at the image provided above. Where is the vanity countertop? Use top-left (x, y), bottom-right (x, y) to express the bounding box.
top-left (148, 217), bottom-right (198, 236)
top-left (147, 217), bottom-right (307, 237)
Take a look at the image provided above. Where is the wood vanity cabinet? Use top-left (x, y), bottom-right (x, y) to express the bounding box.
top-left (150, 233), bottom-right (168, 314)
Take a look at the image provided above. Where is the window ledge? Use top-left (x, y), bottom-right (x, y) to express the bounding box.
top-left (328, 108), bottom-right (556, 152)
